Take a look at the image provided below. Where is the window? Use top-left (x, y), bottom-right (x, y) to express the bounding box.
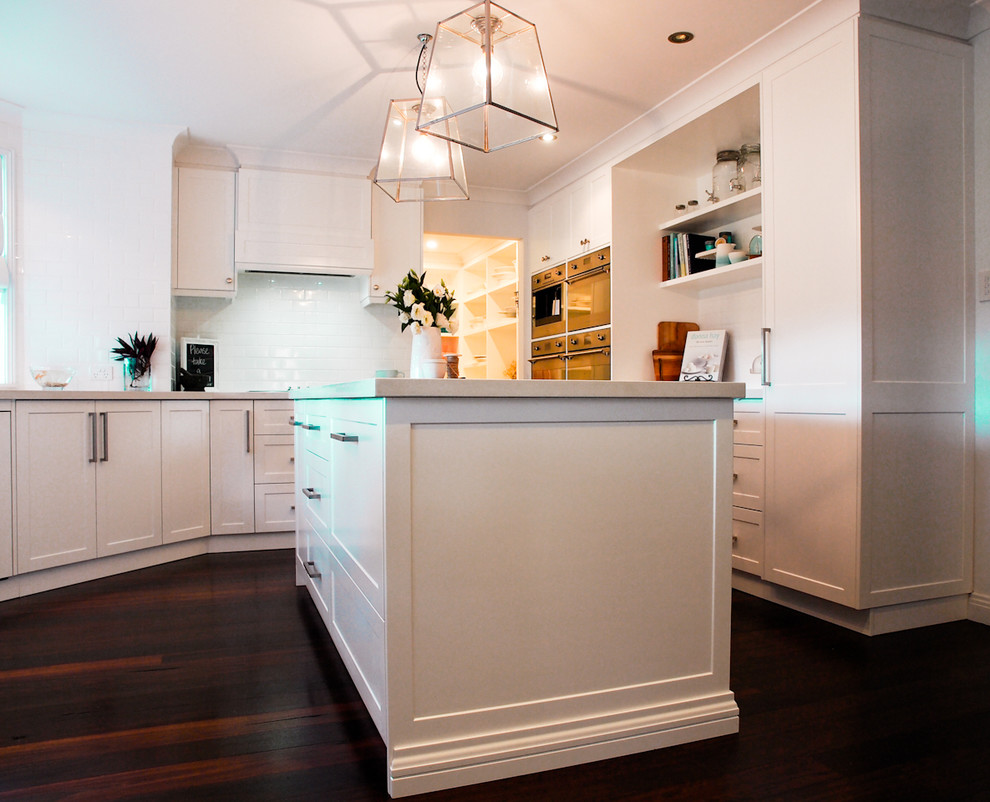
top-left (0, 148), bottom-right (10, 384)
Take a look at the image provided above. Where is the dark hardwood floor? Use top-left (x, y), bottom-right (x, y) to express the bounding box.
top-left (1, 550), bottom-right (989, 801)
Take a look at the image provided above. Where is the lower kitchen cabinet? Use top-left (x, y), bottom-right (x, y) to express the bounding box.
top-left (15, 400), bottom-right (162, 573)
top-left (162, 400), bottom-right (211, 543)
top-left (210, 400), bottom-right (255, 535)
top-left (731, 398), bottom-right (764, 576)
top-left (210, 399), bottom-right (296, 536)
top-left (0, 407), bottom-right (12, 579)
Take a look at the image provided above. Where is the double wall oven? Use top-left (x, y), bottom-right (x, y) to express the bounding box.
top-left (530, 246), bottom-right (610, 380)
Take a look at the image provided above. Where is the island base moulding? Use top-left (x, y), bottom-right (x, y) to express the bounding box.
top-left (292, 379), bottom-right (743, 797)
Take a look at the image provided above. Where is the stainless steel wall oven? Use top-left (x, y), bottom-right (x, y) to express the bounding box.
top-left (531, 265), bottom-right (565, 340)
top-left (530, 247), bottom-right (610, 380)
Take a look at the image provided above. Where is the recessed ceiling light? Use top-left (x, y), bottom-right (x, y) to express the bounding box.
top-left (668, 31), bottom-right (694, 44)
top-left (541, 133), bottom-right (557, 142)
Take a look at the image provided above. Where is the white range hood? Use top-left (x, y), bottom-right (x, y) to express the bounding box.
top-left (234, 166), bottom-right (374, 277)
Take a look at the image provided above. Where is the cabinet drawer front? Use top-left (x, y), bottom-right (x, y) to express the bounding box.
top-left (254, 435), bottom-right (295, 483)
top-left (327, 404), bottom-right (384, 617)
top-left (732, 444), bottom-right (763, 511)
top-left (732, 507), bottom-right (763, 575)
top-left (733, 401), bottom-right (764, 446)
top-left (298, 521), bottom-right (332, 616)
top-left (255, 483), bottom-right (295, 532)
top-left (298, 452), bottom-right (330, 529)
top-left (293, 401), bottom-right (331, 460)
top-left (329, 549), bottom-right (386, 726)
top-left (255, 401), bottom-right (295, 435)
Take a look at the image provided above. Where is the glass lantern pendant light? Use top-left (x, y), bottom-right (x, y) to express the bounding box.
top-left (416, 0), bottom-right (558, 153)
top-left (373, 35), bottom-right (469, 202)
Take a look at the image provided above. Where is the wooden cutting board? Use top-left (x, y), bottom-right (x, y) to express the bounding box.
top-left (657, 321), bottom-right (699, 352)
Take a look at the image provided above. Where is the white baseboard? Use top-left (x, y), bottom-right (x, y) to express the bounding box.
top-left (0, 532), bottom-right (292, 603)
top-left (732, 570), bottom-right (969, 635)
top-left (969, 592), bottom-right (990, 626)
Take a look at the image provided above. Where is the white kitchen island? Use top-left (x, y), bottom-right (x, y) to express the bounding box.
top-left (291, 378), bottom-right (744, 797)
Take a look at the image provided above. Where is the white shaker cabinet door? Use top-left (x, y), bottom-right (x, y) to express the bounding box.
top-left (210, 400), bottom-right (255, 535)
top-left (174, 167), bottom-right (236, 296)
top-left (96, 401), bottom-right (163, 557)
top-left (327, 400), bottom-right (385, 616)
top-left (0, 410), bottom-right (12, 579)
top-left (761, 23), bottom-right (862, 605)
top-left (162, 400), bottom-right (211, 544)
top-left (15, 401), bottom-right (98, 573)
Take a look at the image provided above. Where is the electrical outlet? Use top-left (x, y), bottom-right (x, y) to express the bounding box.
top-left (90, 365), bottom-right (113, 381)
top-left (979, 270), bottom-right (990, 303)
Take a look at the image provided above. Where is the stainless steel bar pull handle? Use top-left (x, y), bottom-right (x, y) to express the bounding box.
top-left (245, 410), bottom-right (251, 453)
top-left (89, 412), bottom-right (98, 463)
top-left (300, 422), bottom-right (320, 431)
top-left (330, 432), bottom-right (359, 442)
top-left (302, 487), bottom-right (321, 500)
top-left (100, 412), bottom-right (109, 462)
top-left (761, 327), bottom-right (771, 387)
top-left (304, 561), bottom-right (321, 579)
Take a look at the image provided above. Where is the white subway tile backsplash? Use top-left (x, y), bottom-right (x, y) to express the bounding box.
top-left (173, 272), bottom-right (410, 391)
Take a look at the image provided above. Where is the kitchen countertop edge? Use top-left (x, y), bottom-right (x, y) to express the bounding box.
top-left (290, 379), bottom-right (747, 400)
top-left (0, 390), bottom-right (291, 400)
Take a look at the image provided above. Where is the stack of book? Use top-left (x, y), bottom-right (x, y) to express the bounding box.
top-left (661, 232), bottom-right (716, 281)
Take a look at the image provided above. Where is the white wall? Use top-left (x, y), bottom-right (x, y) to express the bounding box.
top-left (173, 273), bottom-right (410, 390)
top-left (15, 111), bottom-right (177, 391)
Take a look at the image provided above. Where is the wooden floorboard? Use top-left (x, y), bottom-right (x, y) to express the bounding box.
top-left (1, 549), bottom-right (989, 800)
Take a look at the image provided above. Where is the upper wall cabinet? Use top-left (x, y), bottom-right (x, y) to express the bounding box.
top-left (174, 167), bottom-right (237, 297)
top-left (235, 168), bottom-right (373, 276)
top-left (361, 188), bottom-right (423, 306)
top-left (529, 165), bottom-right (611, 271)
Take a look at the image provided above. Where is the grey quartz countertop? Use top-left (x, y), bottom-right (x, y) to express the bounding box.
top-left (290, 378), bottom-right (747, 401)
top-left (0, 390), bottom-right (291, 400)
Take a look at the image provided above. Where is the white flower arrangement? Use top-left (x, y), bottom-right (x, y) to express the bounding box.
top-left (386, 269), bottom-right (458, 334)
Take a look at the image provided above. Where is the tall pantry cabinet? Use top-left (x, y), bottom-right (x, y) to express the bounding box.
top-left (606, 14), bottom-right (973, 628)
top-left (758, 16), bottom-right (973, 617)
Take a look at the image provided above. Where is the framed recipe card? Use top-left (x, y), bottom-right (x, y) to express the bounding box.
top-left (181, 338), bottom-right (218, 388)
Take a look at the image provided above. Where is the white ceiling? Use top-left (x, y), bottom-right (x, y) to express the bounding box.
top-left (0, 0), bottom-right (827, 193)
top-left (0, 1), bottom-right (979, 193)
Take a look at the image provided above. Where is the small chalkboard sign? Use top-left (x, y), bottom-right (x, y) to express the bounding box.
top-left (181, 338), bottom-right (218, 389)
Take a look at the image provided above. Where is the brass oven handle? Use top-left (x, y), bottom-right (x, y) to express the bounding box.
top-left (564, 347), bottom-right (611, 358)
top-left (565, 265), bottom-right (610, 282)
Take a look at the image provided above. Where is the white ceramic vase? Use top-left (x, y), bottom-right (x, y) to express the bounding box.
top-left (410, 327), bottom-right (445, 378)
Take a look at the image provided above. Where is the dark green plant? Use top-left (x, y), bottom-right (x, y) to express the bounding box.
top-left (111, 331), bottom-right (158, 378)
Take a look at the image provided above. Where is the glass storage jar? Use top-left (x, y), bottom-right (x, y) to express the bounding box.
top-left (738, 143), bottom-right (761, 191)
top-left (711, 150), bottom-right (740, 203)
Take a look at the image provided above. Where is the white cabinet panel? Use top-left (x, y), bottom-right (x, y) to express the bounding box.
top-left (162, 401), bottom-right (211, 544)
top-left (174, 167), bottom-right (236, 296)
top-left (16, 402), bottom-right (97, 572)
top-left (254, 435), bottom-right (295, 484)
top-left (210, 401), bottom-right (254, 535)
top-left (96, 402), bottom-right (162, 557)
top-left (236, 168), bottom-right (373, 275)
top-left (327, 401), bottom-right (384, 616)
top-left (254, 483), bottom-right (296, 533)
top-left (15, 401), bottom-right (162, 572)
top-left (0, 410), bottom-right (12, 578)
top-left (254, 400), bottom-right (294, 435)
